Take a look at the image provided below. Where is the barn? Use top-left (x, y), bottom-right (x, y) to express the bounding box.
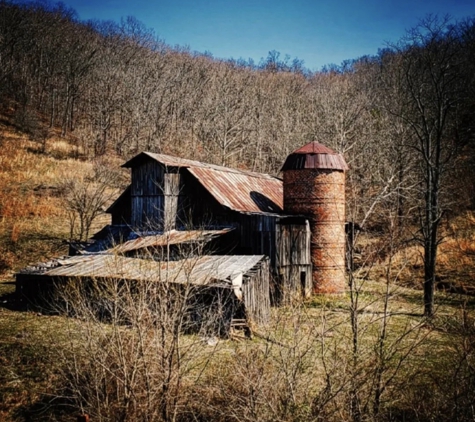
top-left (16, 141), bottom-right (348, 334)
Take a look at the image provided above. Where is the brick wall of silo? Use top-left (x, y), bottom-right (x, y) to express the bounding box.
top-left (283, 169), bottom-right (346, 294)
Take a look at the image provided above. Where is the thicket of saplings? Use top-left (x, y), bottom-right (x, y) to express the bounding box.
top-left (44, 238), bottom-right (475, 422)
top-left (1, 1), bottom-right (475, 420)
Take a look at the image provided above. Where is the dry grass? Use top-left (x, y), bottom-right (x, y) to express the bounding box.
top-left (353, 213), bottom-right (475, 295)
top-left (0, 304), bottom-right (82, 421)
top-left (0, 118), bottom-right (118, 279)
top-left (0, 273), bottom-right (474, 421)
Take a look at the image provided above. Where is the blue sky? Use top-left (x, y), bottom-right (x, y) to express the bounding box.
top-left (55, 0), bottom-right (475, 71)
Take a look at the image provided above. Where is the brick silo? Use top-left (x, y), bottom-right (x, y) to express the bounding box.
top-left (281, 141), bottom-right (348, 294)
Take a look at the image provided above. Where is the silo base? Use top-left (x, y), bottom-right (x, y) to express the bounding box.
top-left (312, 268), bottom-right (346, 294)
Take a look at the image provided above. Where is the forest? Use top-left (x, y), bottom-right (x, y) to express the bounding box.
top-left (1, 0), bottom-right (475, 421)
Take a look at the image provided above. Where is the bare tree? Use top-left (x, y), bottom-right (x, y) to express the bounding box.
top-left (62, 161), bottom-right (122, 241)
top-left (383, 16), bottom-right (469, 316)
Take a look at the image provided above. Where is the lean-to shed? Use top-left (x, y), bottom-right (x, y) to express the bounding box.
top-left (16, 254), bottom-right (270, 335)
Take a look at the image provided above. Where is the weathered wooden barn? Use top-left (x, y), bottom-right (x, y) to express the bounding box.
top-left (17, 141), bottom-right (348, 334)
top-left (106, 150), bottom-right (315, 300)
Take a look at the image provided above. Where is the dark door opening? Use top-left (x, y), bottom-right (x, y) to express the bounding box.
top-left (300, 271), bottom-right (306, 297)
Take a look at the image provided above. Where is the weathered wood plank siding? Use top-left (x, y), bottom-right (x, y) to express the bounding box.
top-left (276, 218), bottom-right (312, 300)
top-left (164, 173), bottom-right (180, 230)
top-left (130, 159), bottom-right (181, 230)
top-left (131, 159), bottom-right (164, 229)
top-left (242, 256), bottom-right (270, 325)
top-left (236, 214), bottom-right (278, 265)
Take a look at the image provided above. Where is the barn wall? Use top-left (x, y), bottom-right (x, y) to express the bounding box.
top-left (131, 159), bottom-right (164, 228)
top-left (16, 273), bottom-right (57, 310)
top-left (109, 187), bottom-right (131, 226)
top-left (276, 219), bottom-right (312, 301)
top-left (241, 257), bottom-right (270, 325)
top-left (236, 213), bottom-right (278, 264)
top-left (130, 159), bottom-right (181, 230)
top-left (164, 173), bottom-right (180, 230)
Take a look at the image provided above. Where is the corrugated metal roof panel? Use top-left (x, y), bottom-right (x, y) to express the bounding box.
top-left (39, 254), bottom-right (266, 286)
top-left (281, 141), bottom-right (348, 171)
top-left (188, 167), bottom-right (283, 214)
top-left (109, 229), bottom-right (232, 254)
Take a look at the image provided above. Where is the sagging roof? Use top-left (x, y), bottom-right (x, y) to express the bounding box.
top-left (80, 228), bottom-right (232, 255)
top-left (109, 229), bottom-right (232, 254)
top-left (281, 141), bottom-right (348, 171)
top-left (19, 254), bottom-right (266, 286)
top-left (122, 151), bottom-right (284, 214)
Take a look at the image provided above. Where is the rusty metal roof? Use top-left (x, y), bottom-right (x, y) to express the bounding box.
top-left (293, 142), bottom-right (336, 154)
top-left (188, 167), bottom-right (283, 214)
top-left (123, 151), bottom-right (284, 214)
top-left (123, 152), bottom-right (271, 178)
top-left (22, 254), bottom-right (266, 286)
top-left (281, 141), bottom-right (348, 171)
top-left (109, 229), bottom-right (232, 254)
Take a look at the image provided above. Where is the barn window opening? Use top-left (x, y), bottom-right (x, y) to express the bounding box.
top-left (300, 271), bottom-right (306, 297)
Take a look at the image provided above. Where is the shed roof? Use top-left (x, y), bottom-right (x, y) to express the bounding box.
top-left (122, 151), bottom-right (284, 214)
top-left (20, 254), bottom-right (266, 286)
top-left (281, 141), bottom-right (348, 171)
top-left (109, 229), bottom-right (232, 254)
top-left (83, 227), bottom-right (231, 255)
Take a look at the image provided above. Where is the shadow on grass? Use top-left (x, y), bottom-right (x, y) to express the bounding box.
top-left (13, 394), bottom-right (77, 422)
top-left (329, 307), bottom-right (423, 318)
top-left (0, 290), bottom-right (25, 312)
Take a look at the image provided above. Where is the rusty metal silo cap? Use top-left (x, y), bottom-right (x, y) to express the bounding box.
top-left (281, 141), bottom-right (348, 171)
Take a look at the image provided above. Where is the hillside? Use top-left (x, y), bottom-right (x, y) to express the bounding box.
top-left (1, 2), bottom-right (475, 420)
top-left (1, 104), bottom-right (474, 292)
top-left (0, 105), bottom-right (124, 282)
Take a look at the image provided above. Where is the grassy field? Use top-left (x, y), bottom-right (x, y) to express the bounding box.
top-left (1, 276), bottom-right (474, 421)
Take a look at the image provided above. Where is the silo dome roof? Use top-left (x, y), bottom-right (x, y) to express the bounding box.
top-left (281, 141), bottom-right (348, 171)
